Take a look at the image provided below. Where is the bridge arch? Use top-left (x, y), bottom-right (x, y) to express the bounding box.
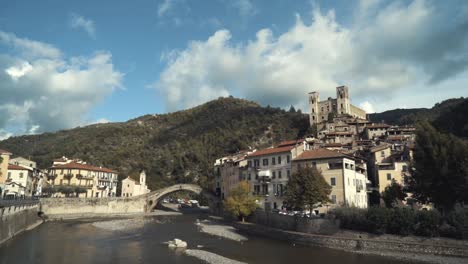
top-left (144, 184), bottom-right (219, 212)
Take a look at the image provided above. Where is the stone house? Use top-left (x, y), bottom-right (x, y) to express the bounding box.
top-left (4, 164), bottom-right (34, 198)
top-left (292, 149), bottom-right (368, 214)
top-left (245, 140), bottom-right (305, 210)
top-left (48, 160), bottom-right (118, 198)
top-left (121, 170), bottom-right (150, 197)
top-left (0, 149), bottom-right (12, 197)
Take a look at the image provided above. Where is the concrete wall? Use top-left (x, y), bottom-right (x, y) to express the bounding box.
top-left (40, 196), bottom-right (147, 217)
top-left (248, 210), bottom-right (340, 235)
top-left (0, 203), bottom-right (41, 245)
top-left (234, 221), bottom-right (468, 258)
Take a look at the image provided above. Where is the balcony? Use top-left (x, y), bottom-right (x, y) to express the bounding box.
top-left (97, 185), bottom-right (107, 190)
top-left (64, 173), bottom-right (73, 179)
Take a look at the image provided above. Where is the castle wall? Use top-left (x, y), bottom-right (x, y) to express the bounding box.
top-left (350, 104), bottom-right (366, 119)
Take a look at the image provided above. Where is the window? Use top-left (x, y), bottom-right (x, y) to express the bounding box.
top-left (254, 159), bottom-right (260, 167)
top-left (20, 172), bottom-right (24, 178)
top-left (341, 103), bottom-right (343, 109)
top-left (331, 195), bottom-right (337, 204)
top-left (262, 159), bottom-right (269, 166)
top-left (387, 173), bottom-right (392, 180)
top-left (248, 173), bottom-right (251, 180)
top-left (402, 165), bottom-right (408, 172)
top-left (272, 171), bottom-right (276, 179)
top-left (381, 151), bottom-right (385, 158)
top-left (287, 155), bottom-right (290, 163)
top-left (312, 116), bottom-right (315, 120)
top-left (278, 156), bottom-right (282, 164)
top-left (311, 161), bottom-right (316, 167)
top-left (7, 172), bottom-right (11, 178)
top-left (330, 177), bottom-right (336, 186)
top-left (247, 161), bottom-right (252, 167)
top-left (321, 107), bottom-right (324, 112)
top-left (255, 174), bottom-right (259, 180)
top-left (287, 170), bottom-right (291, 178)
top-left (278, 170), bottom-right (282, 179)
top-left (272, 157), bottom-right (276, 165)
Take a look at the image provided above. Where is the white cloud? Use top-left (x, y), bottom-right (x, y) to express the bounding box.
top-left (155, 0), bottom-right (468, 112)
top-left (359, 101), bottom-right (375, 113)
top-left (0, 31), bottom-right (123, 135)
top-left (231, 0), bottom-right (256, 17)
top-left (70, 13), bottom-right (96, 38)
top-left (0, 31), bottom-right (61, 59)
top-left (158, 0), bottom-right (176, 17)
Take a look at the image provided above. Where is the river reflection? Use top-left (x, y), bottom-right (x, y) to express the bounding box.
top-left (0, 215), bottom-right (416, 264)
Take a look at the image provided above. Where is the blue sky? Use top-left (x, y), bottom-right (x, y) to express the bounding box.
top-left (0, 0), bottom-right (467, 138)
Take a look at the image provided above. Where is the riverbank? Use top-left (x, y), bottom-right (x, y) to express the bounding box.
top-left (232, 221), bottom-right (468, 264)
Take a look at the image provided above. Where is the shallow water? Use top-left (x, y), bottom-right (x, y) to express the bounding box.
top-left (0, 214), bottom-right (417, 264)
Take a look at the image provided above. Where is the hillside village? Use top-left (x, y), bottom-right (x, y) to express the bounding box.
top-left (214, 86), bottom-right (417, 214)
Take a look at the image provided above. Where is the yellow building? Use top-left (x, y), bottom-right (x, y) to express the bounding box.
top-left (293, 149), bottom-right (368, 213)
top-left (0, 149), bottom-right (12, 197)
top-left (48, 161), bottom-right (118, 198)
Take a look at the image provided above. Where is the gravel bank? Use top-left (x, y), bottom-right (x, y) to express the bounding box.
top-left (197, 220), bottom-right (247, 242)
top-left (92, 218), bottom-right (154, 231)
top-left (185, 249), bottom-right (247, 264)
top-left (353, 249), bottom-right (468, 264)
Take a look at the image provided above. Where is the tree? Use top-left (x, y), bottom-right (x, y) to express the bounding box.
top-left (224, 181), bottom-right (258, 222)
top-left (409, 121), bottom-right (468, 213)
top-left (382, 180), bottom-right (407, 208)
top-left (284, 166), bottom-right (332, 215)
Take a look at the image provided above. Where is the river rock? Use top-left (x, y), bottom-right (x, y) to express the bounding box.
top-left (168, 238), bottom-right (188, 248)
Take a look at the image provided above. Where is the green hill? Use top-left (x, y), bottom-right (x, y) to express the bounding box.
top-left (369, 97), bottom-right (468, 138)
top-left (0, 97), bottom-right (311, 190)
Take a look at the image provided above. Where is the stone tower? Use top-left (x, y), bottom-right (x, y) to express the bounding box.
top-left (308, 91), bottom-right (319, 126)
top-left (336, 86), bottom-right (350, 115)
top-left (139, 170), bottom-right (146, 185)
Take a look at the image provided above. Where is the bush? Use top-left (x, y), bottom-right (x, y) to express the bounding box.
top-left (333, 207), bottom-right (368, 231)
top-left (387, 208), bottom-right (415, 236)
top-left (366, 207), bottom-right (390, 234)
top-left (444, 208), bottom-right (468, 239)
top-left (414, 210), bottom-right (440, 237)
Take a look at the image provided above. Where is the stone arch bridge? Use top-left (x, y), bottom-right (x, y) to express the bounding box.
top-left (39, 184), bottom-right (221, 217)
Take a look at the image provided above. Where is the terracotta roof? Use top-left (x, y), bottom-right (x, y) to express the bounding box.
top-left (0, 149), bottom-right (12, 155)
top-left (370, 144), bottom-right (390, 153)
top-left (294, 149), bottom-right (346, 161)
top-left (50, 162), bottom-right (117, 173)
top-left (248, 145), bottom-right (295, 157)
top-left (8, 164), bottom-right (29, 170)
top-left (367, 124), bottom-right (391, 129)
top-left (277, 139), bottom-right (303, 147)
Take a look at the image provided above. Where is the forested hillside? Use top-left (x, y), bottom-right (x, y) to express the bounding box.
top-left (369, 97), bottom-right (468, 138)
top-left (0, 97), bottom-right (311, 190)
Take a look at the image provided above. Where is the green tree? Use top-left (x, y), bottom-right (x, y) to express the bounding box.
top-left (382, 180), bottom-right (407, 208)
top-left (284, 166), bottom-right (332, 215)
top-left (224, 181), bottom-right (258, 222)
top-left (410, 121), bottom-right (468, 213)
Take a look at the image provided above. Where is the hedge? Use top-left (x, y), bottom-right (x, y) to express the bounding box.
top-left (333, 207), bottom-right (468, 239)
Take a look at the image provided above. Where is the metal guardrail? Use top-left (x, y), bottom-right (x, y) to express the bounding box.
top-left (0, 199), bottom-right (39, 208)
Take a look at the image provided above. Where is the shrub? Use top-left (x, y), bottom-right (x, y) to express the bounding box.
top-left (333, 207), bottom-right (368, 231)
top-left (414, 210), bottom-right (440, 237)
top-left (366, 207), bottom-right (390, 234)
top-left (387, 208), bottom-right (415, 236)
top-left (444, 208), bottom-right (468, 239)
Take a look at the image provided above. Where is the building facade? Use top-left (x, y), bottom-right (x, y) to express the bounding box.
top-left (245, 140), bottom-right (305, 210)
top-left (309, 86), bottom-right (367, 125)
top-left (48, 158), bottom-right (118, 198)
top-left (4, 164), bottom-right (34, 198)
top-left (0, 149), bottom-right (12, 197)
top-left (292, 149), bottom-right (368, 213)
top-left (121, 170), bottom-right (150, 197)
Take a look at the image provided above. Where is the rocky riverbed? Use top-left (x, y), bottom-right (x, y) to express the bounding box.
top-left (91, 217), bottom-right (157, 231)
top-left (185, 249), bottom-right (247, 264)
top-left (196, 220), bottom-right (247, 242)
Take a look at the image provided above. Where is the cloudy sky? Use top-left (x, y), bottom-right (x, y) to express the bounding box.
top-left (0, 0), bottom-right (467, 139)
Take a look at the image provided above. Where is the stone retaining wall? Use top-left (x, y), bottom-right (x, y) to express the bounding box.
top-left (0, 203), bottom-right (41, 245)
top-left (248, 210), bottom-right (340, 235)
top-left (233, 222), bottom-right (468, 258)
top-left (40, 197), bottom-right (147, 217)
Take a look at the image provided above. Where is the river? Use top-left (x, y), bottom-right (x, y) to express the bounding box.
top-left (0, 214), bottom-right (416, 264)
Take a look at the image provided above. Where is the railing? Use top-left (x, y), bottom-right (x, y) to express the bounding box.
top-left (0, 198), bottom-right (39, 208)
